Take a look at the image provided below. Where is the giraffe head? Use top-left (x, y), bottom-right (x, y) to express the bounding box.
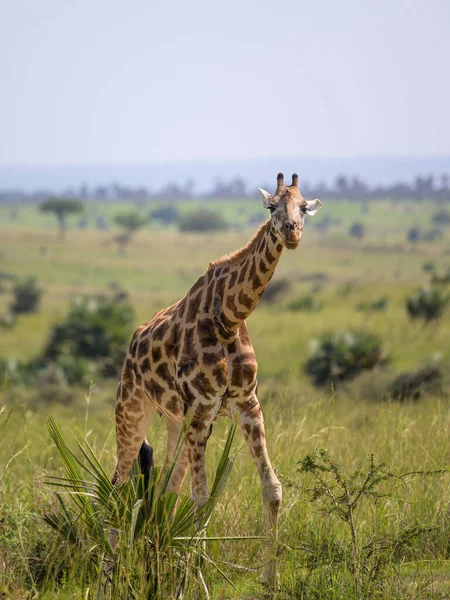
top-left (258, 173), bottom-right (322, 250)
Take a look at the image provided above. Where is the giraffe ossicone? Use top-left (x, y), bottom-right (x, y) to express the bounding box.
top-left (113, 172), bottom-right (323, 586)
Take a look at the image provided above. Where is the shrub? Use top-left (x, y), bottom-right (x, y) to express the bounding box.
top-left (389, 365), bottom-right (442, 401)
top-left (431, 210), bottom-right (450, 225)
top-left (179, 209), bottom-right (227, 232)
top-left (10, 277), bottom-right (42, 314)
top-left (422, 228), bottom-right (443, 242)
top-left (407, 227), bottom-right (421, 244)
top-left (305, 331), bottom-right (386, 387)
top-left (259, 277), bottom-right (291, 303)
top-left (422, 261), bottom-right (435, 273)
top-left (356, 296), bottom-right (389, 312)
top-left (43, 419), bottom-right (238, 598)
top-left (43, 288), bottom-right (134, 379)
top-left (346, 363), bottom-right (443, 402)
top-left (406, 286), bottom-right (449, 322)
top-left (150, 204), bottom-right (180, 225)
top-left (348, 221), bottom-right (365, 239)
top-left (288, 295), bottom-right (323, 311)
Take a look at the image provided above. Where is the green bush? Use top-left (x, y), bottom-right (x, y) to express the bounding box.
top-left (346, 363), bottom-right (444, 402)
top-left (389, 365), bottom-right (442, 401)
top-left (305, 331), bottom-right (386, 387)
top-left (259, 277), bottom-right (291, 303)
top-left (150, 204), bottom-right (180, 225)
top-left (179, 209), bottom-right (227, 232)
top-left (356, 296), bottom-right (389, 312)
top-left (348, 221), bottom-right (366, 239)
top-left (43, 290), bottom-right (134, 379)
top-left (406, 286), bottom-right (449, 322)
top-left (42, 419), bottom-right (238, 598)
top-left (10, 277), bottom-right (42, 314)
top-left (431, 210), bottom-right (450, 225)
top-left (288, 294), bottom-right (323, 311)
top-left (407, 226), bottom-right (421, 244)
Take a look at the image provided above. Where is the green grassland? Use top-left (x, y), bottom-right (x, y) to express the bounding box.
top-left (1, 198), bottom-right (450, 598)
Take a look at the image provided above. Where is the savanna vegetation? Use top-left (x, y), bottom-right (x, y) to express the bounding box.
top-left (1, 197), bottom-right (450, 599)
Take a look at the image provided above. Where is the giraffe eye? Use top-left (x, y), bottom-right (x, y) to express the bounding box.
top-left (269, 206), bottom-right (276, 214)
top-left (301, 205), bottom-right (307, 214)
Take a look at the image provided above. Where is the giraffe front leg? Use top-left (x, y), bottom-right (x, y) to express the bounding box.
top-left (186, 421), bottom-right (212, 507)
top-left (158, 417), bottom-right (189, 494)
top-left (234, 396), bottom-right (282, 588)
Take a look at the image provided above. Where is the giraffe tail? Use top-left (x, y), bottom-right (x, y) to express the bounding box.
top-left (138, 439), bottom-right (154, 491)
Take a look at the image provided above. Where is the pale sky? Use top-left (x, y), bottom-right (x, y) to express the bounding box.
top-left (1, 0), bottom-right (449, 165)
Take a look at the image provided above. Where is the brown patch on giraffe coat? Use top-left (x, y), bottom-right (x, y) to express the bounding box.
top-left (132, 363), bottom-right (142, 383)
top-left (144, 379), bottom-right (165, 402)
top-left (242, 422), bottom-right (252, 437)
top-left (186, 291), bottom-right (203, 324)
top-left (126, 396), bottom-right (142, 413)
top-left (276, 243), bottom-right (283, 253)
top-left (251, 273), bottom-right (262, 291)
top-left (167, 394), bottom-right (181, 415)
top-left (197, 318), bottom-right (217, 347)
top-left (156, 362), bottom-right (175, 389)
top-left (137, 339), bottom-right (149, 360)
top-left (231, 355), bottom-right (257, 388)
top-left (203, 280), bottom-right (214, 312)
top-left (202, 351), bottom-right (224, 366)
top-left (265, 246), bottom-right (276, 264)
top-left (140, 357), bottom-right (151, 374)
top-left (270, 229), bottom-right (278, 244)
top-left (237, 259), bottom-right (249, 284)
top-left (212, 359), bottom-right (228, 387)
top-left (153, 321), bottom-right (169, 341)
top-left (228, 270), bottom-right (238, 289)
top-left (237, 289), bottom-right (253, 310)
top-left (165, 322), bottom-right (181, 359)
top-left (178, 354), bottom-right (198, 377)
top-left (239, 322), bottom-right (252, 346)
top-left (225, 294), bottom-right (247, 320)
top-left (122, 359), bottom-right (134, 388)
top-left (181, 381), bottom-right (196, 408)
top-left (176, 298), bottom-right (186, 319)
top-left (191, 372), bottom-right (217, 399)
top-left (259, 258), bottom-right (269, 274)
top-left (151, 346), bottom-right (162, 363)
top-left (253, 425), bottom-right (265, 440)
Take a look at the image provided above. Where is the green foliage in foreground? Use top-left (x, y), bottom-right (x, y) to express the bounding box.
top-left (42, 418), bottom-right (240, 599)
top-left (305, 331), bottom-right (387, 387)
top-left (283, 448), bottom-right (445, 599)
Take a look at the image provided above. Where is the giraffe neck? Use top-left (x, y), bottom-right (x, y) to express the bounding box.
top-left (210, 220), bottom-right (284, 343)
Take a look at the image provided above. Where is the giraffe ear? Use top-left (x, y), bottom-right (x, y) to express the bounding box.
top-left (259, 188), bottom-right (276, 210)
top-left (305, 198), bottom-right (323, 216)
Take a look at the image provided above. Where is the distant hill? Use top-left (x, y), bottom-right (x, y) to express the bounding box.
top-left (1, 156), bottom-right (449, 192)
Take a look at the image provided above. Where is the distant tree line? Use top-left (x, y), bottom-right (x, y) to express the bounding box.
top-left (1, 173), bottom-right (450, 203)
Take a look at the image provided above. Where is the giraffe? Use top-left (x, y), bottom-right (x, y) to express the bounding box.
top-left (113, 172), bottom-right (322, 585)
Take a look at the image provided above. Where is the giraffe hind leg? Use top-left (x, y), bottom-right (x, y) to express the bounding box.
top-left (113, 384), bottom-right (155, 485)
